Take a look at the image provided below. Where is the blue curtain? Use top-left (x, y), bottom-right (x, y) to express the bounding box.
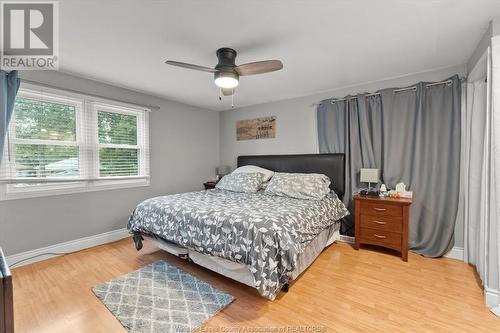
top-left (0, 70), bottom-right (21, 161)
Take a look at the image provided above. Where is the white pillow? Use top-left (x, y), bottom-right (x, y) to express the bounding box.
top-left (232, 165), bottom-right (274, 182)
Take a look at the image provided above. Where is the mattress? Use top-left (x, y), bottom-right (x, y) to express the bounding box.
top-left (128, 189), bottom-right (348, 299)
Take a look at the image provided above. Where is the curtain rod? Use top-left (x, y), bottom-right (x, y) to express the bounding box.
top-left (316, 77), bottom-right (465, 105)
top-left (20, 79), bottom-right (161, 111)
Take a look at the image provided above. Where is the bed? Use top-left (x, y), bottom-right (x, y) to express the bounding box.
top-left (128, 154), bottom-right (348, 300)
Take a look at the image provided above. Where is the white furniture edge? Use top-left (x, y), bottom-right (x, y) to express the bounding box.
top-left (6, 228), bottom-right (130, 267)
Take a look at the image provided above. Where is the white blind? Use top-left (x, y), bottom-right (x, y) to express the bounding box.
top-left (0, 86), bottom-right (150, 187)
top-left (94, 102), bottom-right (149, 179)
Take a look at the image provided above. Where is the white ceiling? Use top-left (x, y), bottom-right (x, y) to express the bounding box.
top-left (58, 0), bottom-right (500, 111)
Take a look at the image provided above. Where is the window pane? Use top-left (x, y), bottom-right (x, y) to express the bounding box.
top-left (99, 148), bottom-right (138, 176)
top-left (98, 111), bottom-right (137, 145)
top-left (15, 97), bottom-right (76, 141)
top-left (15, 144), bottom-right (79, 178)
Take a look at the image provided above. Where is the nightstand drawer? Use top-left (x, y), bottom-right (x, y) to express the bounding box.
top-left (359, 228), bottom-right (401, 247)
top-left (360, 201), bottom-right (402, 217)
top-left (360, 215), bottom-right (402, 233)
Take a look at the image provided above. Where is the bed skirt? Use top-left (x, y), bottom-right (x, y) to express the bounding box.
top-left (138, 222), bottom-right (340, 291)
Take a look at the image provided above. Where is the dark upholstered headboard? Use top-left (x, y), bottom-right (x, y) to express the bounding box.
top-left (237, 153), bottom-right (345, 199)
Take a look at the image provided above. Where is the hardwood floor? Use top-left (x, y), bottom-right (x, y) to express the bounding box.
top-left (12, 238), bottom-right (498, 333)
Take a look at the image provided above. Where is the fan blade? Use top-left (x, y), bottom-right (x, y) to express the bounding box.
top-left (221, 87), bottom-right (235, 96)
top-left (165, 60), bottom-right (217, 73)
top-left (235, 60), bottom-right (283, 76)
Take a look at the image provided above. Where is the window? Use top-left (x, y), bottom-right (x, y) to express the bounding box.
top-left (0, 84), bottom-right (150, 200)
top-left (97, 106), bottom-right (139, 177)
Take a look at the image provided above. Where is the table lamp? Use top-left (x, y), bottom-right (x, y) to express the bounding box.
top-left (360, 168), bottom-right (380, 196)
top-left (215, 165), bottom-right (230, 180)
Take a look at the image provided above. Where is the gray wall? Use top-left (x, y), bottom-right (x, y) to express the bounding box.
top-left (220, 64), bottom-right (467, 247)
top-left (0, 71), bottom-right (220, 256)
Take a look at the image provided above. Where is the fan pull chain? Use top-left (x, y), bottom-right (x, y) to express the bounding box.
top-left (231, 88), bottom-right (234, 108)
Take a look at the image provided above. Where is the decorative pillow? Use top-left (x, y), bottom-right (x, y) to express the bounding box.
top-left (215, 172), bottom-right (264, 193)
top-left (264, 172), bottom-right (331, 200)
top-left (231, 165), bottom-right (275, 182)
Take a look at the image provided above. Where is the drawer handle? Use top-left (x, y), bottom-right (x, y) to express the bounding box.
top-left (374, 234), bottom-right (386, 239)
top-left (374, 220), bottom-right (387, 225)
top-left (373, 208), bottom-right (386, 212)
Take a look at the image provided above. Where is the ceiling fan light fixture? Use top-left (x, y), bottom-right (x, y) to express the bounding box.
top-left (214, 71), bottom-right (239, 89)
top-left (166, 47), bottom-right (283, 96)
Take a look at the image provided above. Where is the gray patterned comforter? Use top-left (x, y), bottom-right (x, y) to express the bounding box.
top-left (127, 189), bottom-right (349, 300)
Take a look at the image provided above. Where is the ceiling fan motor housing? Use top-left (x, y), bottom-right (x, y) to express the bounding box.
top-left (215, 47), bottom-right (239, 81)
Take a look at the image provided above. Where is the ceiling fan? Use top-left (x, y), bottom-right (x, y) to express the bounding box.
top-left (165, 47), bottom-right (283, 96)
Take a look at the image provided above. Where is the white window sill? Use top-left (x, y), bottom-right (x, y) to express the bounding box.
top-left (0, 178), bottom-right (150, 201)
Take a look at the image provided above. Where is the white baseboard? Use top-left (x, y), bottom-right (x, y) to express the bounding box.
top-left (485, 287), bottom-right (500, 309)
top-left (339, 235), bottom-right (355, 244)
top-left (6, 228), bottom-right (130, 268)
top-left (444, 246), bottom-right (464, 261)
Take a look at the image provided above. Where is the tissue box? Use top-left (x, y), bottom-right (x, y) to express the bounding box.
top-left (400, 191), bottom-right (413, 199)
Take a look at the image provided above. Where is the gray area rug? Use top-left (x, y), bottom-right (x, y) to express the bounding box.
top-left (93, 260), bottom-right (235, 333)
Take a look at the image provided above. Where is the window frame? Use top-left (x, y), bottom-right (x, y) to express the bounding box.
top-left (0, 84), bottom-right (150, 200)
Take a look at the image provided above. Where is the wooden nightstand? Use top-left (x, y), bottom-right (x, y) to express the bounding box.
top-left (353, 194), bottom-right (412, 261)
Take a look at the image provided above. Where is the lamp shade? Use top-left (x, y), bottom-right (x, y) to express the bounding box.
top-left (216, 165), bottom-right (231, 176)
top-left (360, 168), bottom-right (379, 183)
